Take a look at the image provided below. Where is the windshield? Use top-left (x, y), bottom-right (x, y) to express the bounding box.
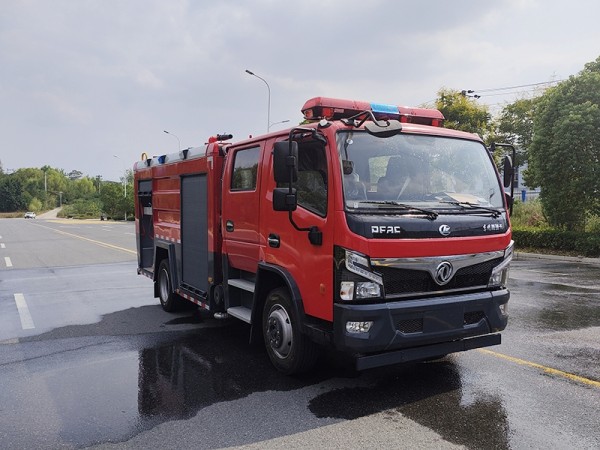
top-left (337, 131), bottom-right (504, 212)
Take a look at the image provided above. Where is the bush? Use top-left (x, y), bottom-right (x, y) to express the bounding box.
top-left (512, 227), bottom-right (600, 257)
top-left (585, 215), bottom-right (600, 233)
top-left (510, 199), bottom-right (548, 228)
top-left (28, 197), bottom-right (43, 213)
top-left (58, 199), bottom-right (102, 219)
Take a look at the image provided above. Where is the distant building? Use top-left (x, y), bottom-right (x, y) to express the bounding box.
top-left (514, 162), bottom-right (540, 202)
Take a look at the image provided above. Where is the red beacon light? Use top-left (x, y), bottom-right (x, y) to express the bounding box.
top-left (301, 97), bottom-right (444, 127)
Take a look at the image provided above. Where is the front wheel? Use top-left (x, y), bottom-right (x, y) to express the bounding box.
top-left (262, 288), bottom-right (319, 375)
top-left (157, 260), bottom-right (180, 312)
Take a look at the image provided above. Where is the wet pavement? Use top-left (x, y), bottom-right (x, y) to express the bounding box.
top-left (1, 293), bottom-right (598, 449)
top-left (1, 219), bottom-right (599, 449)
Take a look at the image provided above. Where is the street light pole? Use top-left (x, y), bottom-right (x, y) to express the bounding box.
top-left (112, 155), bottom-right (127, 198)
top-left (43, 168), bottom-right (47, 193)
top-left (245, 69), bottom-right (271, 133)
top-left (269, 119), bottom-right (290, 129)
top-left (163, 130), bottom-right (181, 151)
top-left (113, 155), bottom-right (128, 220)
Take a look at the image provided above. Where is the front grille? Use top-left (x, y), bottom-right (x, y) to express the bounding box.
top-left (398, 318), bottom-right (423, 333)
top-left (464, 311), bottom-right (485, 325)
top-left (378, 257), bottom-right (502, 297)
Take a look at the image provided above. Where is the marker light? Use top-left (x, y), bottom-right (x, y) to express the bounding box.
top-left (499, 302), bottom-right (509, 316)
top-left (340, 281), bottom-right (355, 301)
top-left (370, 102), bottom-right (400, 118)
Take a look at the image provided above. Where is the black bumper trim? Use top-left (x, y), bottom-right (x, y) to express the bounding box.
top-left (356, 333), bottom-right (501, 371)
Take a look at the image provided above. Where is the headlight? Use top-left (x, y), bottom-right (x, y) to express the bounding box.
top-left (340, 281), bottom-right (381, 300)
top-left (356, 282), bottom-right (381, 298)
top-left (338, 249), bottom-right (384, 301)
top-left (488, 241), bottom-right (514, 288)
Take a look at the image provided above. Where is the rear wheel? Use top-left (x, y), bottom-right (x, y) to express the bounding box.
top-left (263, 288), bottom-right (319, 375)
top-left (157, 260), bottom-right (179, 312)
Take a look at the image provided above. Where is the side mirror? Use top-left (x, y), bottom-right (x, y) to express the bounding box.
top-left (273, 187), bottom-right (297, 211)
top-left (503, 155), bottom-right (513, 188)
top-left (273, 141), bottom-right (298, 184)
top-left (364, 120), bottom-right (402, 138)
top-left (505, 192), bottom-right (514, 214)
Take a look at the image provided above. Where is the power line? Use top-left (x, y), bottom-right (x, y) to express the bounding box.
top-left (471, 79), bottom-right (565, 94)
top-left (478, 88), bottom-right (544, 98)
top-left (422, 78), bottom-right (566, 106)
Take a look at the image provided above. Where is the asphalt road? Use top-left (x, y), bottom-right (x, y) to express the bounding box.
top-left (0, 217), bottom-right (598, 449)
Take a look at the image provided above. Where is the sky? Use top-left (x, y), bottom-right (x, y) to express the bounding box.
top-left (1, 0), bottom-right (599, 182)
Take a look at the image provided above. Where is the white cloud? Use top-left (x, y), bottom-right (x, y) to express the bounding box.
top-left (135, 69), bottom-right (163, 89)
top-left (0, 0), bottom-right (599, 179)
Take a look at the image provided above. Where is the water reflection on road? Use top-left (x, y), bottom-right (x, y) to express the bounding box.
top-left (135, 318), bottom-right (509, 449)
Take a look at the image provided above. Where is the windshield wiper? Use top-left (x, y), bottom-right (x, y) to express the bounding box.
top-left (440, 201), bottom-right (501, 218)
top-left (358, 201), bottom-right (438, 220)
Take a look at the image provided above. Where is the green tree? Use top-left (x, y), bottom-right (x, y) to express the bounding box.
top-left (527, 56), bottom-right (600, 230)
top-left (0, 176), bottom-right (26, 211)
top-left (99, 182), bottom-right (125, 219)
top-left (495, 97), bottom-right (539, 166)
top-left (45, 168), bottom-right (68, 208)
top-left (434, 88), bottom-right (493, 139)
top-left (65, 177), bottom-right (96, 201)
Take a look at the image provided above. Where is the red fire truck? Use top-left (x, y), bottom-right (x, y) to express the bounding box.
top-left (134, 97), bottom-right (514, 374)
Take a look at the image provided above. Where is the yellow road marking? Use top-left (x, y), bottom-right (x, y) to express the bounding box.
top-left (479, 348), bottom-right (600, 388)
top-left (31, 222), bottom-right (136, 255)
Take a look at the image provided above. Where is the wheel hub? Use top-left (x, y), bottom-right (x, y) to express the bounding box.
top-left (267, 307), bottom-right (292, 359)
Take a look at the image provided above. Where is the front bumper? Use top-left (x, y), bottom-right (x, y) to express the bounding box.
top-left (334, 289), bottom-right (509, 369)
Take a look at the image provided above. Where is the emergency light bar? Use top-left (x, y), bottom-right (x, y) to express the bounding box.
top-left (301, 97), bottom-right (444, 127)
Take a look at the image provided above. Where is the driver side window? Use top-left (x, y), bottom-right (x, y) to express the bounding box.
top-left (277, 142), bottom-right (328, 216)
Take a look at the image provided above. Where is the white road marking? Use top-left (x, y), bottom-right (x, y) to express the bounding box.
top-left (14, 293), bottom-right (35, 330)
top-left (1, 243), bottom-right (5, 248)
top-left (4, 256), bottom-right (12, 267)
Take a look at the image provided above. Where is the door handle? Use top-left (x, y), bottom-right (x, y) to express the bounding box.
top-left (268, 234), bottom-right (280, 248)
top-left (226, 220), bottom-right (234, 232)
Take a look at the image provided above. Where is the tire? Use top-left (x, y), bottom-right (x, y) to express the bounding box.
top-left (157, 259), bottom-right (179, 312)
top-left (262, 288), bottom-right (319, 375)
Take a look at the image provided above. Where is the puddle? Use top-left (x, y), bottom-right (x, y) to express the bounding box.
top-left (309, 360), bottom-right (510, 449)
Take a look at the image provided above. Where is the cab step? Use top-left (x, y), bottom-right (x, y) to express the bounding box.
top-left (228, 278), bottom-right (255, 292)
top-left (227, 306), bottom-right (252, 323)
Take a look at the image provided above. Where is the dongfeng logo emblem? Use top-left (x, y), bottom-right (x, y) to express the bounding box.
top-left (439, 224), bottom-right (451, 236)
top-left (434, 261), bottom-right (454, 285)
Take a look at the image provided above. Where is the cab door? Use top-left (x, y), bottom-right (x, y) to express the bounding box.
top-left (262, 138), bottom-right (336, 321)
top-left (221, 144), bottom-right (262, 273)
